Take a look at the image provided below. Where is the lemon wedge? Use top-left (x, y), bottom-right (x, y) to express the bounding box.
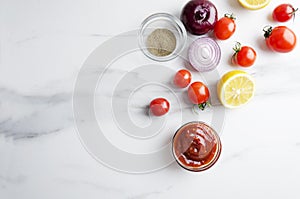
top-left (217, 70), bottom-right (255, 108)
top-left (238, 0), bottom-right (271, 10)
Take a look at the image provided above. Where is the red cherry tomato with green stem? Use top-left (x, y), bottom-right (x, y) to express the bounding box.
top-left (273, 4), bottom-right (298, 22)
top-left (214, 13), bottom-right (236, 40)
top-left (231, 42), bottom-right (256, 67)
top-left (263, 26), bottom-right (297, 53)
top-left (174, 69), bottom-right (192, 88)
top-left (188, 82), bottom-right (210, 110)
top-left (149, 98), bottom-right (170, 116)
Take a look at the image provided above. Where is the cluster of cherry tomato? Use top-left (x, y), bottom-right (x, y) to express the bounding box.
top-left (213, 12), bottom-right (257, 67)
top-left (213, 3), bottom-right (297, 67)
top-left (264, 4), bottom-right (297, 53)
top-left (174, 70), bottom-right (210, 110)
top-left (150, 69), bottom-right (210, 116)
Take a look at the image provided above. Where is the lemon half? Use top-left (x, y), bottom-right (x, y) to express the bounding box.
top-left (238, 0), bottom-right (271, 10)
top-left (217, 70), bottom-right (255, 108)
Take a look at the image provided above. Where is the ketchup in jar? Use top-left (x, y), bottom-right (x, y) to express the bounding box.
top-left (172, 121), bottom-right (222, 172)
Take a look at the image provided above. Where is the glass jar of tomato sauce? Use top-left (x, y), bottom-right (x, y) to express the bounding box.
top-left (172, 121), bottom-right (222, 172)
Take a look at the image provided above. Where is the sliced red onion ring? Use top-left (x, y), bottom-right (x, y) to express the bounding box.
top-left (188, 37), bottom-right (221, 72)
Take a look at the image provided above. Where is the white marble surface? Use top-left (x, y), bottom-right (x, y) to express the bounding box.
top-left (1, 0), bottom-right (300, 198)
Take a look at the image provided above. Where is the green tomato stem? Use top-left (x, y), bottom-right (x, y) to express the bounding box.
top-left (233, 42), bottom-right (242, 53)
top-left (224, 13), bottom-right (236, 20)
top-left (263, 26), bottom-right (273, 38)
top-left (197, 101), bottom-right (211, 111)
top-left (292, 8), bottom-right (298, 22)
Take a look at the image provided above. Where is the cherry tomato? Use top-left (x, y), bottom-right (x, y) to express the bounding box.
top-left (174, 69), bottom-right (192, 88)
top-left (231, 42), bottom-right (256, 67)
top-left (263, 26), bottom-right (297, 53)
top-left (149, 98), bottom-right (170, 116)
top-left (214, 13), bottom-right (236, 40)
top-left (272, 4), bottom-right (298, 22)
top-left (188, 82), bottom-right (210, 110)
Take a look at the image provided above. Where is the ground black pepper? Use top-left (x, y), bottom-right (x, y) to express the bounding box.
top-left (146, 28), bottom-right (177, 57)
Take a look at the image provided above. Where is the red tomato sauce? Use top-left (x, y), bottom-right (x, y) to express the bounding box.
top-left (172, 122), bottom-right (221, 172)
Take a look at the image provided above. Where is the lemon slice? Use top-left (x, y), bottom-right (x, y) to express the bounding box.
top-left (217, 70), bottom-right (255, 108)
top-left (238, 0), bottom-right (271, 10)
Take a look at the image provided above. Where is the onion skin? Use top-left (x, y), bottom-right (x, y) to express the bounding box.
top-left (181, 0), bottom-right (218, 35)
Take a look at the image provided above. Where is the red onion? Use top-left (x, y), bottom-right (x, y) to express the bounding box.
top-left (188, 37), bottom-right (221, 72)
top-left (180, 0), bottom-right (218, 35)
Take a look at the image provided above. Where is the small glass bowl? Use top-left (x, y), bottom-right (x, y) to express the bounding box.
top-left (138, 13), bottom-right (187, 62)
top-left (172, 121), bottom-right (222, 172)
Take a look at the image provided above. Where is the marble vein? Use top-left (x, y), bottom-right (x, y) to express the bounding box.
top-left (0, 87), bottom-right (73, 139)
